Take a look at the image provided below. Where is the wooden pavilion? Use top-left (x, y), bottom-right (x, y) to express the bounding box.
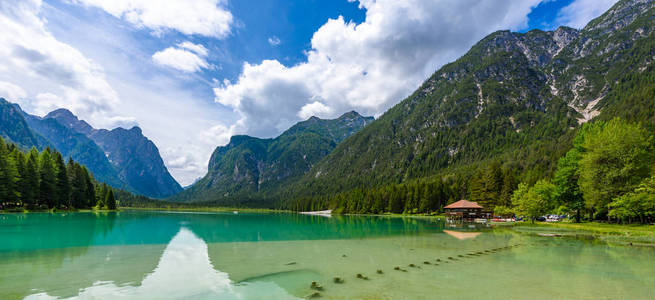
top-left (444, 200), bottom-right (490, 220)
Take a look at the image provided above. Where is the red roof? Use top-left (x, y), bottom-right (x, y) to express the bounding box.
top-left (444, 200), bottom-right (483, 209)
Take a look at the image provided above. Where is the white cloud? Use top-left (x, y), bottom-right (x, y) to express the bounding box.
top-left (0, 81), bottom-right (27, 100)
top-left (213, 0), bottom-right (543, 138)
top-left (153, 42), bottom-right (210, 73)
top-left (0, 0), bottom-right (131, 129)
top-left (555, 0), bottom-right (619, 29)
top-left (70, 0), bottom-right (233, 38)
top-left (161, 122), bottom-right (236, 183)
top-left (267, 36), bottom-right (281, 46)
top-left (299, 101), bottom-right (332, 120)
top-left (178, 41), bottom-right (208, 56)
top-left (0, 0), bottom-right (229, 185)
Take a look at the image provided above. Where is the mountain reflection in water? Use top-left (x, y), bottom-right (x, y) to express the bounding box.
top-left (25, 228), bottom-right (297, 300)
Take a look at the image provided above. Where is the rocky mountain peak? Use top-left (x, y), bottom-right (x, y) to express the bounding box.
top-left (338, 111), bottom-right (364, 120)
top-left (584, 0), bottom-right (654, 34)
top-left (45, 108), bottom-right (94, 135)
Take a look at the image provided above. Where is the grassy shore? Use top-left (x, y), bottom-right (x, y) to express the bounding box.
top-left (511, 221), bottom-right (655, 245)
top-left (1, 208), bottom-right (119, 213)
top-left (121, 206), bottom-right (291, 213)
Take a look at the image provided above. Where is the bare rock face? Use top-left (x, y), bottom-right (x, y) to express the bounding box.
top-left (89, 127), bottom-right (182, 198)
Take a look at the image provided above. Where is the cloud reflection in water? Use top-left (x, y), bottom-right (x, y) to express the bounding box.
top-left (26, 228), bottom-right (298, 300)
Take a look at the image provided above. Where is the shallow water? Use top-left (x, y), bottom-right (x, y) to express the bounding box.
top-left (1, 211), bottom-right (653, 299)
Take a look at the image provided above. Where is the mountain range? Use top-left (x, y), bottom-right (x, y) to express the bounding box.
top-left (285, 0), bottom-right (655, 202)
top-left (2, 0), bottom-right (653, 208)
top-left (0, 98), bottom-right (182, 198)
top-left (171, 0), bottom-right (655, 208)
top-left (170, 111), bottom-right (374, 205)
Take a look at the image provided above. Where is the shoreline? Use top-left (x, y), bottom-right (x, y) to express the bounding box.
top-left (4, 207), bottom-right (654, 244)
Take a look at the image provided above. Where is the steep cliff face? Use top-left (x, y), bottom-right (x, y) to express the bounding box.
top-left (89, 127), bottom-right (182, 198)
top-left (172, 111), bottom-right (374, 204)
top-left (43, 109), bottom-right (182, 198)
top-left (291, 0), bottom-right (655, 197)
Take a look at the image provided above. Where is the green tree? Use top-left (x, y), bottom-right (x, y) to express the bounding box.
top-left (388, 186), bottom-right (404, 213)
top-left (609, 176), bottom-right (655, 224)
top-left (493, 205), bottom-right (514, 218)
top-left (553, 148), bottom-right (584, 222)
top-left (97, 183), bottom-right (108, 208)
top-left (13, 148), bottom-right (26, 205)
top-left (512, 180), bottom-right (557, 223)
top-left (82, 167), bottom-right (96, 208)
top-left (471, 162), bottom-right (504, 211)
top-left (22, 149), bottom-right (40, 208)
top-left (106, 189), bottom-right (117, 210)
top-left (578, 119), bottom-right (654, 219)
top-left (499, 167), bottom-right (517, 207)
top-left (69, 159), bottom-right (86, 208)
top-left (54, 152), bottom-right (71, 208)
top-left (0, 138), bottom-right (20, 205)
top-left (39, 149), bottom-right (57, 208)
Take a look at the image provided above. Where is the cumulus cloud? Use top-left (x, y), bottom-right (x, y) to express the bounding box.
top-left (555, 0), bottom-right (619, 29)
top-left (70, 0), bottom-right (233, 38)
top-left (161, 122), bottom-right (236, 184)
top-left (298, 101), bottom-right (332, 120)
top-left (178, 41), bottom-right (209, 56)
top-left (213, 0), bottom-right (543, 138)
top-left (0, 0), bottom-right (131, 129)
top-left (0, 81), bottom-right (27, 100)
top-left (267, 36), bottom-right (281, 46)
top-left (153, 42), bottom-right (210, 73)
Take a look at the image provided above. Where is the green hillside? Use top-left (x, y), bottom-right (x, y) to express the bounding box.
top-left (286, 0), bottom-right (655, 214)
top-left (171, 111), bottom-right (373, 206)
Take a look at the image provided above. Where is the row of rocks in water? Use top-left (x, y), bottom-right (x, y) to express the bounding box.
top-left (304, 244), bottom-right (523, 298)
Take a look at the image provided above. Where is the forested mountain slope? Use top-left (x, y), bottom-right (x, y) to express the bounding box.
top-left (289, 0), bottom-right (655, 204)
top-left (22, 112), bottom-right (124, 188)
top-left (172, 111), bottom-right (373, 205)
top-left (0, 98), bottom-right (49, 150)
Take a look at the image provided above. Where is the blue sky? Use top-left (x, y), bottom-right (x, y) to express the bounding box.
top-left (0, 0), bottom-right (618, 185)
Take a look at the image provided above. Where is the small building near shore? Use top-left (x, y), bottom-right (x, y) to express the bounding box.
top-left (444, 200), bottom-right (490, 220)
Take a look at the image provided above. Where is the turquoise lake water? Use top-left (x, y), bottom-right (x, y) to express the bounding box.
top-left (1, 211), bottom-right (654, 299)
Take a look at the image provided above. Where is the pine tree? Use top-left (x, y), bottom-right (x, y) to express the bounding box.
top-left (22, 149), bottom-right (40, 208)
top-left (13, 149), bottom-right (26, 205)
top-left (39, 149), bottom-right (57, 208)
top-left (82, 167), bottom-right (95, 208)
top-left (69, 159), bottom-right (85, 208)
top-left (106, 189), bottom-right (117, 210)
top-left (97, 183), bottom-right (108, 208)
top-left (388, 185), bottom-right (403, 213)
top-left (499, 167), bottom-right (517, 207)
top-left (468, 170), bottom-right (485, 203)
top-left (0, 137), bottom-right (19, 205)
top-left (53, 152), bottom-right (71, 208)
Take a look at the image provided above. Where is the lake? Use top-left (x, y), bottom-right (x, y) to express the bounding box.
top-left (1, 211), bottom-right (654, 299)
